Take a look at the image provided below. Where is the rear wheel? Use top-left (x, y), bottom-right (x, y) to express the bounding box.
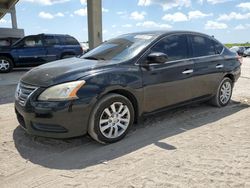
top-left (88, 94), bottom-right (134, 144)
top-left (210, 77), bottom-right (233, 107)
top-left (61, 53), bottom-right (75, 59)
top-left (0, 56), bottom-right (13, 73)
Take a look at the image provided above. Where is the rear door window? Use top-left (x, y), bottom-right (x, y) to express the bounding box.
top-left (189, 35), bottom-right (216, 57)
top-left (44, 36), bottom-right (60, 46)
top-left (151, 34), bottom-right (189, 61)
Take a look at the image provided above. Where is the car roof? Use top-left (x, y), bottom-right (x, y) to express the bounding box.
top-left (120, 30), bottom-right (214, 39)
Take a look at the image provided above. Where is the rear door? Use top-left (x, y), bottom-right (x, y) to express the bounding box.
top-left (43, 35), bottom-right (61, 62)
top-left (141, 34), bottom-right (195, 113)
top-left (188, 34), bottom-right (225, 98)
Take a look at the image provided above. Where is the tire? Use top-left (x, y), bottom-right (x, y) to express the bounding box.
top-left (88, 94), bottom-right (135, 144)
top-left (61, 54), bottom-right (75, 59)
top-left (0, 56), bottom-right (13, 73)
top-left (210, 77), bottom-right (233, 107)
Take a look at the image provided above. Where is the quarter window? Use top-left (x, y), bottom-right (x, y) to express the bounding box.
top-left (190, 35), bottom-right (216, 57)
top-left (65, 37), bottom-right (79, 45)
top-left (213, 40), bottom-right (224, 54)
top-left (151, 35), bottom-right (189, 61)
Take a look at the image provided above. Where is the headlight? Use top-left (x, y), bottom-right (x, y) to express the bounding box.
top-left (38, 80), bottom-right (85, 101)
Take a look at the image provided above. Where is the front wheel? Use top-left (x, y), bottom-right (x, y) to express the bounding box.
top-left (0, 56), bottom-right (13, 73)
top-left (210, 77), bottom-right (233, 107)
top-left (88, 94), bottom-right (135, 144)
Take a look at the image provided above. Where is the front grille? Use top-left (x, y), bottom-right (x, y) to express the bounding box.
top-left (16, 83), bottom-right (38, 106)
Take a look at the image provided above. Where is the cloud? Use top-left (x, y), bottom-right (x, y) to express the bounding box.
top-left (237, 2), bottom-right (250, 11)
top-left (80, 0), bottom-right (86, 5)
top-left (206, 0), bottom-right (234, 4)
top-left (116, 11), bottom-right (127, 15)
top-left (217, 12), bottom-right (250, 21)
top-left (55, 12), bottom-right (64, 17)
top-left (122, 24), bottom-right (133, 28)
top-left (138, 0), bottom-right (190, 10)
top-left (23, 0), bottom-right (70, 6)
top-left (205, 21), bottom-right (228, 29)
top-left (38, 11), bottom-right (64, 19)
top-left (39, 12), bottom-right (54, 19)
top-left (162, 12), bottom-right (188, 22)
top-left (162, 10), bottom-right (212, 22)
top-left (130, 11), bottom-right (146, 20)
top-left (0, 19), bottom-right (7, 24)
top-left (234, 24), bottom-right (250, 30)
top-left (102, 8), bottom-right (109, 13)
top-left (136, 21), bottom-right (172, 29)
top-left (74, 8), bottom-right (87, 16)
top-left (188, 10), bottom-right (212, 19)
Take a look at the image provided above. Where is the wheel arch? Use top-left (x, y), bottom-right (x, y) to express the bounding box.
top-left (105, 89), bottom-right (139, 124)
top-left (224, 74), bottom-right (235, 83)
top-left (60, 51), bottom-right (76, 59)
top-left (0, 53), bottom-right (14, 65)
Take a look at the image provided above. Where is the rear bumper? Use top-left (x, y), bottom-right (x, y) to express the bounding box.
top-left (15, 98), bottom-right (93, 138)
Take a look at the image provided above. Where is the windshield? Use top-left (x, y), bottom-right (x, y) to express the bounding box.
top-left (81, 34), bottom-right (158, 61)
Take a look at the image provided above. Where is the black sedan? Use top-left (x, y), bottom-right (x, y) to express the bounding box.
top-left (15, 31), bottom-right (241, 144)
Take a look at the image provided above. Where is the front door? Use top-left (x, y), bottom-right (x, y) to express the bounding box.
top-left (14, 35), bottom-right (47, 65)
top-left (141, 34), bottom-right (195, 113)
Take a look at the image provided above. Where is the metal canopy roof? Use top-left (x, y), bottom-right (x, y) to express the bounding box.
top-left (0, 0), bottom-right (18, 19)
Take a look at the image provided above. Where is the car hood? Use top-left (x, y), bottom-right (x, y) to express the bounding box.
top-left (0, 46), bottom-right (12, 51)
top-left (21, 57), bottom-right (116, 87)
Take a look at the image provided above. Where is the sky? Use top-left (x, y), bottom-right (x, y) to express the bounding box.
top-left (0, 0), bottom-right (250, 43)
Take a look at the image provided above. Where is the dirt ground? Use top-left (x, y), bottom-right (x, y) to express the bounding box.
top-left (0, 59), bottom-right (250, 188)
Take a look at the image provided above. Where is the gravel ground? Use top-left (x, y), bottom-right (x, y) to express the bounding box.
top-left (0, 58), bottom-right (250, 188)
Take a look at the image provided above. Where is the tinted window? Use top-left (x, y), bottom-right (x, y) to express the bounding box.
top-left (82, 34), bottom-right (158, 61)
top-left (151, 34), bottom-right (189, 61)
top-left (190, 35), bottom-right (215, 57)
top-left (15, 36), bottom-right (43, 47)
top-left (44, 36), bottom-right (60, 46)
top-left (65, 37), bottom-right (79, 45)
top-left (213, 40), bottom-right (224, 54)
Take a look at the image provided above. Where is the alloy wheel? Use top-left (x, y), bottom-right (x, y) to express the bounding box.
top-left (0, 59), bottom-right (10, 71)
top-left (99, 102), bottom-right (131, 139)
top-left (220, 81), bottom-right (232, 104)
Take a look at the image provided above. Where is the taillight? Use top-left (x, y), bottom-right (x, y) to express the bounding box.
top-left (237, 55), bottom-right (243, 64)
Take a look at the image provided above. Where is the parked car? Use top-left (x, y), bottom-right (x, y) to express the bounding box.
top-left (15, 31), bottom-right (241, 144)
top-left (0, 37), bottom-right (20, 47)
top-left (0, 34), bottom-right (83, 73)
top-left (229, 46), bottom-right (245, 56)
top-left (243, 48), bottom-right (250, 57)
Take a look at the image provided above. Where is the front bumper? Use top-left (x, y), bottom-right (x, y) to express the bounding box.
top-left (15, 98), bottom-right (93, 138)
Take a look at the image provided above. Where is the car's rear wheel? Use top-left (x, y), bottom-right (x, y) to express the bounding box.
top-left (210, 77), bottom-right (233, 107)
top-left (0, 56), bottom-right (13, 73)
top-left (88, 94), bottom-right (134, 144)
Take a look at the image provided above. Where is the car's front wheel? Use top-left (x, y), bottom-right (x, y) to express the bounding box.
top-left (88, 94), bottom-right (134, 144)
top-left (210, 77), bottom-right (233, 107)
top-left (0, 56), bottom-right (13, 73)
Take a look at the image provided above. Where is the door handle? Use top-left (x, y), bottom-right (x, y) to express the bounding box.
top-left (216, 64), bottom-right (224, 69)
top-left (182, 69), bottom-right (193, 74)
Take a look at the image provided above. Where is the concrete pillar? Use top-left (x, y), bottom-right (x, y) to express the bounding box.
top-left (87, 0), bottom-right (102, 50)
top-left (10, 6), bottom-right (17, 29)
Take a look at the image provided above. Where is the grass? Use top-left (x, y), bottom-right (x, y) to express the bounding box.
top-left (224, 43), bottom-right (250, 48)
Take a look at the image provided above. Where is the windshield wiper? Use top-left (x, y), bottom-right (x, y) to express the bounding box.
top-left (83, 56), bottom-right (106, 60)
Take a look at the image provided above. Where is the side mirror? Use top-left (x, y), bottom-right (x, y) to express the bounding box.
top-left (147, 52), bottom-right (168, 64)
